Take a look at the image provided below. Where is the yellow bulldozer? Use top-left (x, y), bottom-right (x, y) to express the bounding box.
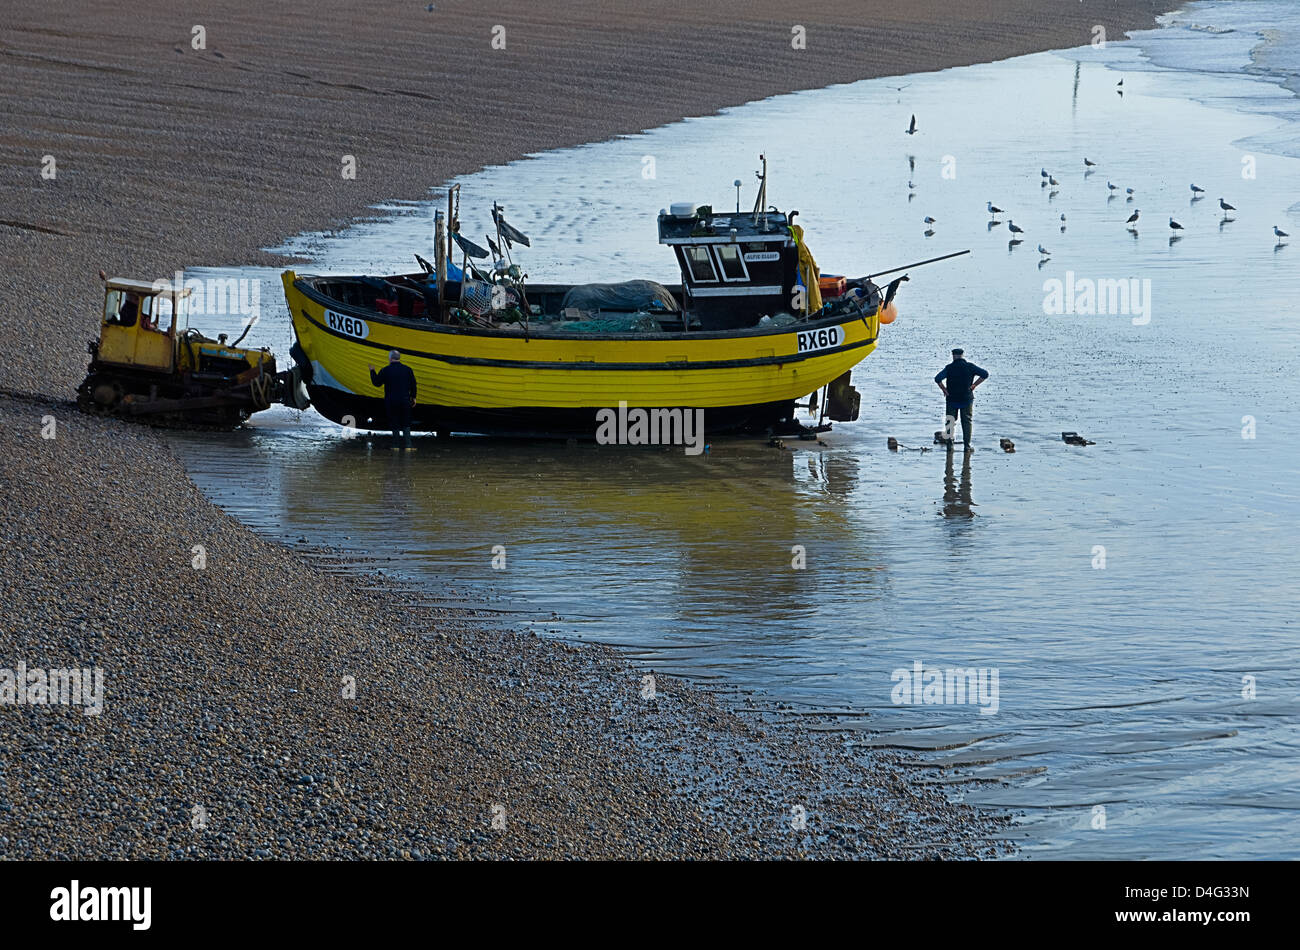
top-left (77, 274), bottom-right (297, 427)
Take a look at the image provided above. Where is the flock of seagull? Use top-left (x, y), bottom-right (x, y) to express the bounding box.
top-left (904, 109), bottom-right (1292, 259)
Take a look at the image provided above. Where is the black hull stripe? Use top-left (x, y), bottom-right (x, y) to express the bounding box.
top-left (297, 307), bottom-right (876, 372)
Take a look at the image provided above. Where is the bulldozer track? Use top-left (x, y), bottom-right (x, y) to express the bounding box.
top-left (73, 397), bottom-right (252, 431)
top-left (0, 386), bottom-right (259, 432)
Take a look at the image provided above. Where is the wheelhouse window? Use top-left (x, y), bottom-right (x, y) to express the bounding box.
top-left (714, 244), bottom-right (748, 281)
top-left (684, 245), bottom-right (718, 282)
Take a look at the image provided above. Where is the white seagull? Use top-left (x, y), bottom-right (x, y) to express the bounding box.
top-left (924, 216), bottom-right (937, 225)
top-left (987, 201), bottom-right (1004, 215)
top-left (1190, 184), bottom-right (1206, 195)
top-left (1126, 187), bottom-right (1136, 197)
top-left (1008, 220), bottom-right (1024, 235)
top-left (1049, 176), bottom-right (1060, 186)
top-left (1107, 181), bottom-right (1118, 192)
top-left (1041, 168), bottom-right (1049, 179)
top-left (1037, 244), bottom-right (1050, 257)
top-left (1275, 225), bottom-right (1290, 239)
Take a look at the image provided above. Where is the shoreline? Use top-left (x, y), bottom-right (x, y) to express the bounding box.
top-left (0, 0), bottom-right (1165, 859)
top-left (0, 390), bottom-right (1013, 858)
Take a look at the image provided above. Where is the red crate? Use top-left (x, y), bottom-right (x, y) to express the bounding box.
top-left (818, 275), bottom-right (847, 298)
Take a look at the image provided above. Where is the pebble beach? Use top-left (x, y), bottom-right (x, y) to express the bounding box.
top-left (0, 0), bottom-right (1162, 859)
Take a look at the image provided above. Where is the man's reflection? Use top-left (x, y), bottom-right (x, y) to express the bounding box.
top-left (942, 446), bottom-right (975, 519)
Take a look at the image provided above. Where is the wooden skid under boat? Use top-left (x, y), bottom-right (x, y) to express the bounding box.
top-left (282, 271), bottom-right (883, 437)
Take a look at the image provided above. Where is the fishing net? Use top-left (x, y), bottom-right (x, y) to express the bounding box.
top-left (553, 313), bottom-right (662, 333)
top-left (461, 280), bottom-right (494, 315)
top-left (461, 280), bottom-right (520, 316)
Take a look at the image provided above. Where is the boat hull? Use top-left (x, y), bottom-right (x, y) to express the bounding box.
top-left (283, 271), bottom-right (881, 437)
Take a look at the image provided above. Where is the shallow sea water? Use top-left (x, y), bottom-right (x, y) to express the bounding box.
top-left (172, 0), bottom-right (1300, 858)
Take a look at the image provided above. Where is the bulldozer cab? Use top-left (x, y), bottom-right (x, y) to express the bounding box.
top-left (98, 278), bottom-right (190, 373)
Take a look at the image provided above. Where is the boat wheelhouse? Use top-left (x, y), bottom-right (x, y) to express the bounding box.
top-left (658, 203), bottom-right (799, 330)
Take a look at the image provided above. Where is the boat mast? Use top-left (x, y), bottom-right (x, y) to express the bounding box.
top-left (751, 154), bottom-right (767, 229)
top-left (434, 210), bottom-right (447, 321)
top-left (447, 185), bottom-right (459, 265)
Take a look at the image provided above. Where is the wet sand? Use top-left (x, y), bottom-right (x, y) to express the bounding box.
top-left (0, 0), bottom-right (1161, 858)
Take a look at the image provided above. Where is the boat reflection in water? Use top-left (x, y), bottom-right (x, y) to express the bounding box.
top-left (225, 430), bottom-right (887, 627)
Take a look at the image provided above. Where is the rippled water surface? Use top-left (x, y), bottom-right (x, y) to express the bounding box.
top-left (172, 1), bottom-right (1300, 858)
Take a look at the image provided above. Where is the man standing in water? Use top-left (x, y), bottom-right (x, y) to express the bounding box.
top-left (369, 350), bottom-right (418, 451)
top-left (934, 348), bottom-right (989, 448)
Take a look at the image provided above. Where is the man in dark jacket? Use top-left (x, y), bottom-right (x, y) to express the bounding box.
top-left (369, 350), bottom-right (418, 450)
top-left (934, 348), bottom-right (989, 448)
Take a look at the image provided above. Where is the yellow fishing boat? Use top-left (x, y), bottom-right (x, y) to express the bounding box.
top-left (281, 158), bottom-right (914, 439)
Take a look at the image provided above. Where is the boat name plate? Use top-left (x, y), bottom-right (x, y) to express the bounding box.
top-left (325, 309), bottom-right (370, 340)
top-left (796, 326), bottom-right (844, 354)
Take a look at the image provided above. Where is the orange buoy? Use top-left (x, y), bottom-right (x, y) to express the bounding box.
top-left (878, 302), bottom-right (898, 325)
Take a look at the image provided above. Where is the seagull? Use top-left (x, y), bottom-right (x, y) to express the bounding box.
top-left (1049, 176), bottom-right (1060, 186)
top-left (1041, 168), bottom-right (1050, 179)
top-left (1169, 216), bottom-right (1184, 230)
top-left (1126, 187), bottom-right (1136, 197)
top-left (1008, 220), bottom-right (1024, 235)
top-left (1190, 184), bottom-right (1205, 195)
top-left (1275, 225), bottom-right (1290, 239)
top-left (1037, 244), bottom-right (1050, 257)
top-left (908, 180), bottom-right (916, 191)
top-left (987, 201), bottom-right (1004, 215)
top-left (923, 216), bottom-right (937, 225)
top-left (1219, 198), bottom-right (1236, 212)
top-left (907, 114), bottom-right (917, 135)
top-left (1107, 181), bottom-right (1118, 192)
top-left (1084, 158), bottom-right (1097, 167)
top-left (1117, 78), bottom-right (1124, 87)
top-left (1126, 209), bottom-right (1140, 226)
